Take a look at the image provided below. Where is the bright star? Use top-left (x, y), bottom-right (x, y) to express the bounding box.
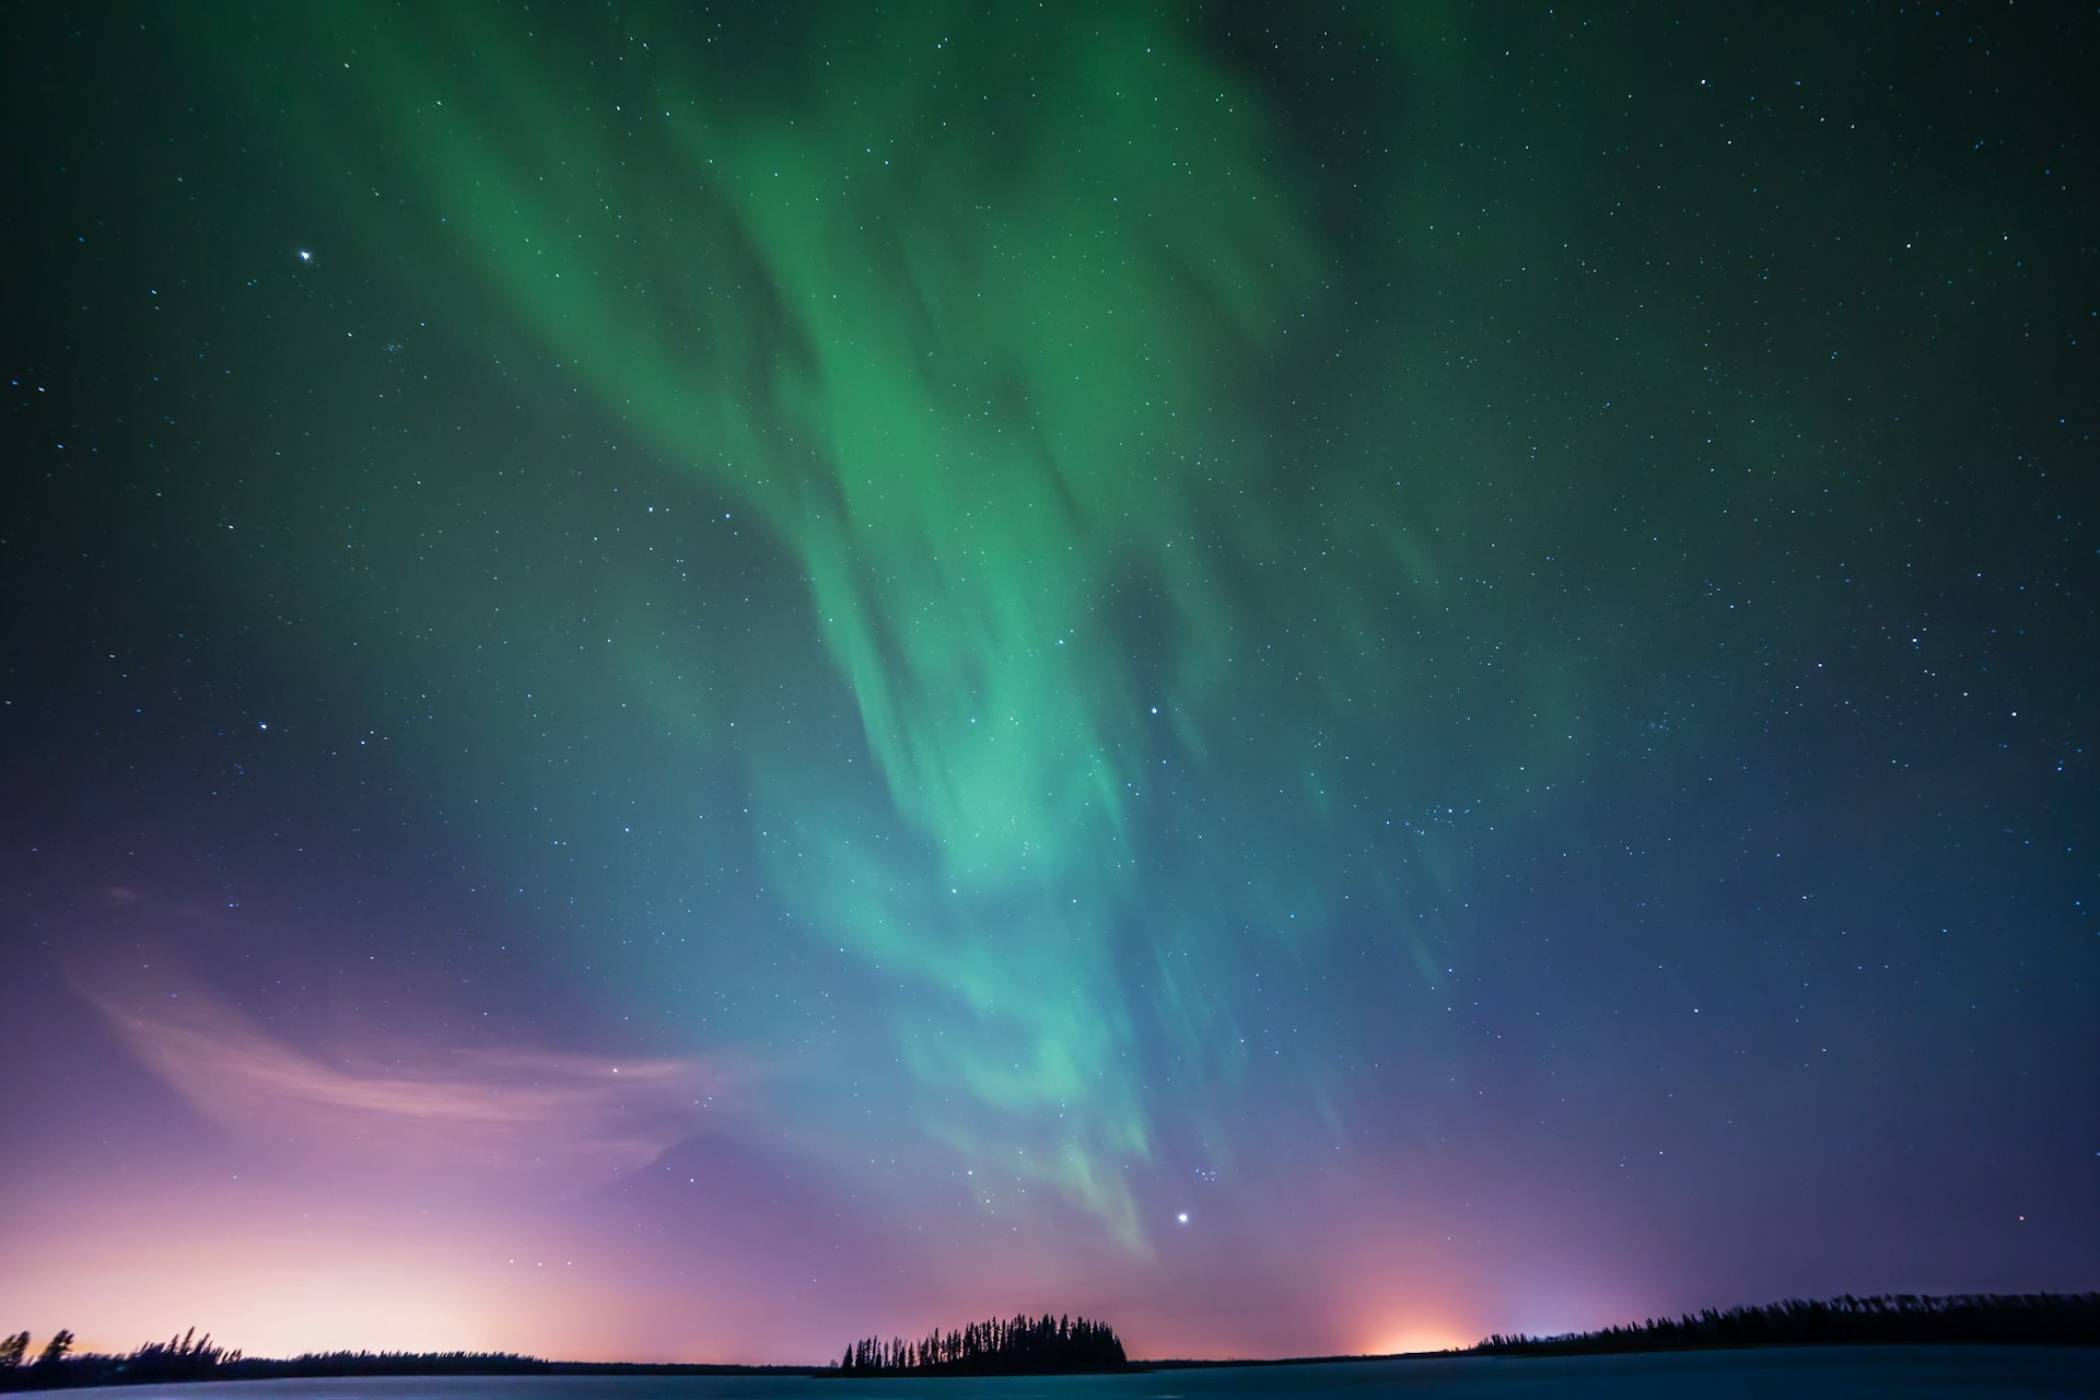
top-left (1176, 1211), bottom-right (1189, 1225)
top-left (297, 250), bottom-right (313, 263)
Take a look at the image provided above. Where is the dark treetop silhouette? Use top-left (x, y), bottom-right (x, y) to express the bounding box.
top-left (3, 1295), bottom-right (2095, 1390)
top-left (1469, 1293), bottom-right (2100, 1356)
top-left (835, 1313), bottom-right (1127, 1375)
top-left (0, 1329), bottom-right (800, 1392)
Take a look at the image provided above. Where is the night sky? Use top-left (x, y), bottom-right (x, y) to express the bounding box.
top-left (3, 0), bottom-right (2096, 1367)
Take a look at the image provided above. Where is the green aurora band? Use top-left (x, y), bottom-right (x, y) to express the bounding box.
top-left (164, 0), bottom-right (1835, 1247)
top-left (253, 1), bottom-right (1362, 1247)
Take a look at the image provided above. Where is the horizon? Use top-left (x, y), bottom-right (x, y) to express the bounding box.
top-left (19, 1292), bottom-right (2098, 1371)
top-left (3, 0), bottom-right (2094, 1370)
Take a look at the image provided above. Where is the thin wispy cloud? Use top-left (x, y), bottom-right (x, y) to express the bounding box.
top-left (80, 973), bottom-right (733, 1184)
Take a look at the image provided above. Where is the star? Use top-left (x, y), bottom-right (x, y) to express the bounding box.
top-left (1176, 1211), bottom-right (1190, 1225)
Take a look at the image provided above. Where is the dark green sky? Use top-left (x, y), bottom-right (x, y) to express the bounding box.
top-left (3, 0), bottom-right (2095, 1362)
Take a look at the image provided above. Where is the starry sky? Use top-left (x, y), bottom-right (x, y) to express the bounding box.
top-left (3, 0), bottom-right (2095, 1367)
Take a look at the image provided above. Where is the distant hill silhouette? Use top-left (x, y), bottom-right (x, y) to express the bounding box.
top-left (1470, 1292), bottom-right (2100, 1356)
top-left (835, 1312), bottom-right (1127, 1375)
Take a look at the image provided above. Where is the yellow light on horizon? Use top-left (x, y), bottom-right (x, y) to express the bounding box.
top-left (1367, 1325), bottom-right (1468, 1356)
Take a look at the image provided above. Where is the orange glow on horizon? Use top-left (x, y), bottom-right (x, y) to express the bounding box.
top-left (1365, 1325), bottom-right (1471, 1356)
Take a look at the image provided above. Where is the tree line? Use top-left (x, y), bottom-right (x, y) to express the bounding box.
top-left (835, 1312), bottom-right (1127, 1375)
top-left (7, 1291), bottom-right (2090, 1389)
top-left (0, 1331), bottom-right (803, 1391)
top-left (1470, 1292), bottom-right (2100, 1356)
top-left (0, 1328), bottom-right (241, 1390)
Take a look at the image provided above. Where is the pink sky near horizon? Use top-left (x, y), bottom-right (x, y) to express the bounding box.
top-left (3, 930), bottom-right (1932, 1367)
top-left (2, 963), bottom-right (1538, 1363)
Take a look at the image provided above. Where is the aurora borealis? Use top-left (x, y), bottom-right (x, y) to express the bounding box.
top-left (3, 0), bottom-right (2096, 1367)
